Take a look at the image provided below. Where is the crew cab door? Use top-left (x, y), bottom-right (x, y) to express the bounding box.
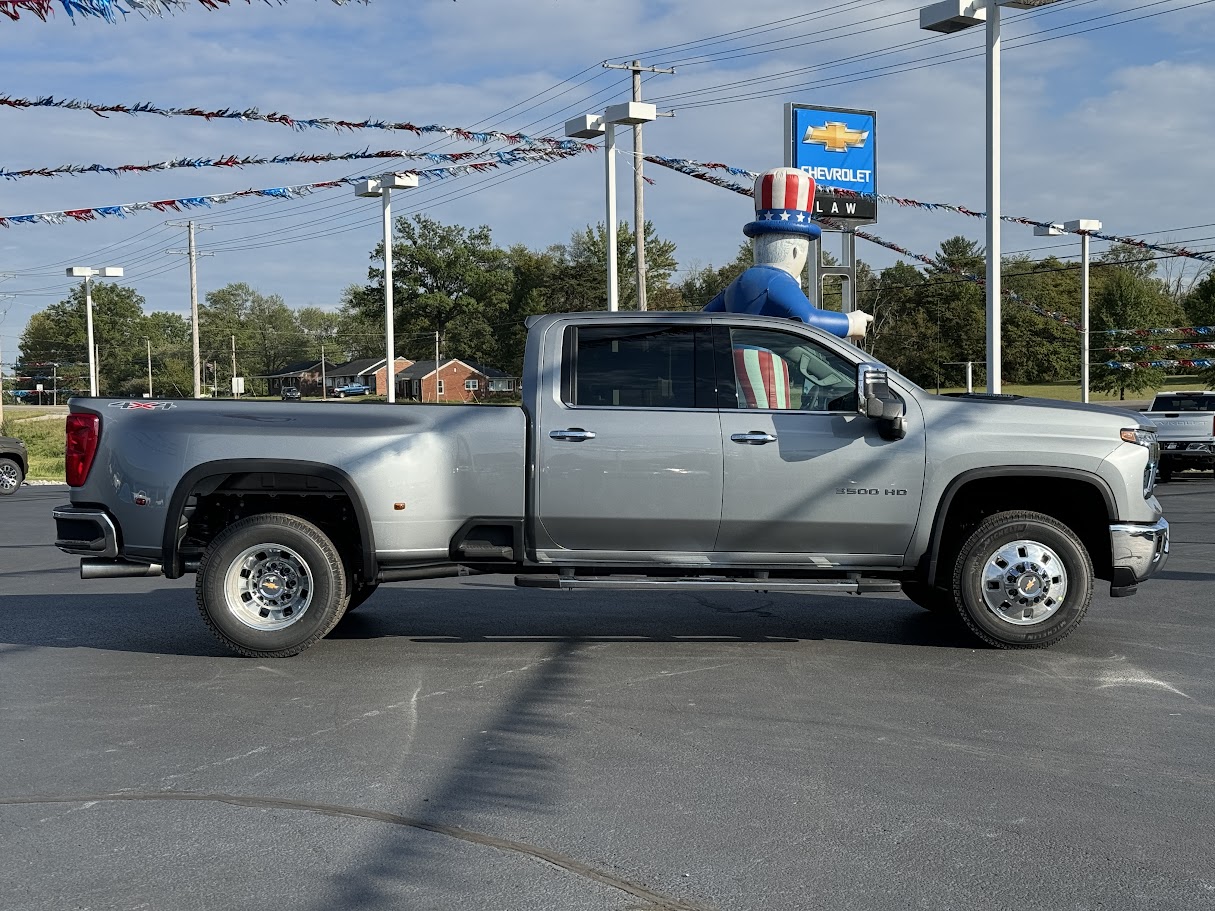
top-left (533, 322), bottom-right (723, 555)
top-left (713, 325), bottom-right (926, 563)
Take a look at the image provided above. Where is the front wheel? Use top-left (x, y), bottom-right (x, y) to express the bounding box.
top-left (0, 457), bottom-right (23, 495)
top-left (196, 513), bottom-right (346, 657)
top-left (951, 510), bottom-right (1093, 649)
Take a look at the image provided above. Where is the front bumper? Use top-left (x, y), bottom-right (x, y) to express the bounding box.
top-left (1108, 517), bottom-right (1169, 595)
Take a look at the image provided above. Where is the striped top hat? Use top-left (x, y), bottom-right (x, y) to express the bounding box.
top-left (743, 167), bottom-right (822, 240)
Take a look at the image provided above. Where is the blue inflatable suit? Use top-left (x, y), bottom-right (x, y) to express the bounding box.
top-left (702, 265), bottom-right (851, 338)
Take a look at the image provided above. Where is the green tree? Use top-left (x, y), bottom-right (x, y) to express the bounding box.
top-left (17, 282), bottom-right (147, 395)
top-left (351, 214), bottom-right (514, 367)
top-left (200, 283), bottom-right (305, 395)
top-left (1090, 269), bottom-right (1168, 400)
top-left (558, 220), bottom-right (679, 312)
top-left (678, 242), bottom-right (751, 311)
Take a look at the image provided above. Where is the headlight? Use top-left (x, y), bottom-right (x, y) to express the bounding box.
top-left (1121, 427), bottom-right (1159, 497)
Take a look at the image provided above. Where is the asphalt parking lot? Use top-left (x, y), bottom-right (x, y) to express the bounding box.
top-left (2, 480), bottom-right (1213, 911)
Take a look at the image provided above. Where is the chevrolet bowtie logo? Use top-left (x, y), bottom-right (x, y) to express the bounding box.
top-left (803, 121), bottom-right (869, 153)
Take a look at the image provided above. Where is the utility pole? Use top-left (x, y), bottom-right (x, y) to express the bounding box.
top-left (146, 339), bottom-right (153, 397)
top-left (603, 60), bottom-right (674, 311)
top-left (167, 221), bottom-right (215, 398)
top-left (433, 331), bottom-right (440, 403)
top-left (321, 343), bottom-right (327, 399)
top-left (231, 334), bottom-right (237, 398)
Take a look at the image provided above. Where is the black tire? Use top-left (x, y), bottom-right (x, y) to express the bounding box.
top-left (952, 510), bottom-right (1092, 649)
top-left (1157, 466), bottom-right (1172, 483)
top-left (195, 513), bottom-right (346, 658)
top-left (0, 457), bottom-right (23, 496)
top-left (901, 580), bottom-right (956, 614)
top-left (342, 582), bottom-right (379, 614)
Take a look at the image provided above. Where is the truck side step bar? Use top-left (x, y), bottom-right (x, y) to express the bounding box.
top-left (514, 574), bottom-right (902, 594)
top-left (81, 558), bottom-right (164, 579)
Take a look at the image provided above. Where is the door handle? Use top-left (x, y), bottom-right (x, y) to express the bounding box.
top-left (730, 431), bottom-right (778, 445)
top-left (550, 428), bottom-right (597, 442)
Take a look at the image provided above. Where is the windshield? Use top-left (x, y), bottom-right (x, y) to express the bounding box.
top-left (1151, 394), bottom-right (1215, 412)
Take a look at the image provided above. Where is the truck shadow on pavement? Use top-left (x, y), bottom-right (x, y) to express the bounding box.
top-left (0, 587), bottom-right (982, 657)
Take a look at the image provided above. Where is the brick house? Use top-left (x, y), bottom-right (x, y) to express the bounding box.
top-left (396, 358), bottom-right (518, 403)
top-left (328, 356), bottom-right (412, 395)
top-left (258, 359), bottom-right (336, 397)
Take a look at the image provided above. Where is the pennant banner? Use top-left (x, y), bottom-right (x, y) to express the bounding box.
top-left (1105, 359), bottom-right (1215, 370)
top-left (646, 155), bottom-right (1215, 265)
top-left (0, 147), bottom-right (587, 227)
top-left (642, 156), bottom-right (1086, 333)
top-left (1094, 325), bottom-right (1215, 337)
top-left (0, 143), bottom-right (598, 181)
top-left (1, 0), bottom-right (367, 23)
top-left (0, 93), bottom-right (587, 152)
top-left (1102, 342), bottom-right (1215, 353)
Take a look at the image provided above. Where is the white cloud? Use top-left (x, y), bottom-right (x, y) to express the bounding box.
top-left (2, 0), bottom-right (1213, 356)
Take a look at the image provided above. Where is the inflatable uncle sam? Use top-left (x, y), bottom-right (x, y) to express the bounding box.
top-left (703, 167), bottom-right (873, 340)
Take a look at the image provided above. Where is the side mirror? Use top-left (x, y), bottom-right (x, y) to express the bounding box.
top-left (856, 364), bottom-right (907, 440)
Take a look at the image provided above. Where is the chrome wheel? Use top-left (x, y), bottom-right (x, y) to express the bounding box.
top-left (224, 543), bottom-right (314, 631)
top-left (0, 461), bottom-right (19, 492)
top-left (980, 539), bottom-right (1068, 625)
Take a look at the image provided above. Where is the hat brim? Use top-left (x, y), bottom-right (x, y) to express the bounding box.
top-left (744, 220), bottom-right (822, 239)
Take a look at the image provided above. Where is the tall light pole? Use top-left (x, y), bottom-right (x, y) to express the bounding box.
top-left (356, 173), bottom-right (418, 403)
top-left (66, 266), bottom-right (123, 396)
top-left (1036, 218), bottom-right (1102, 403)
top-left (566, 102), bottom-right (658, 312)
top-left (920, 0), bottom-right (1064, 394)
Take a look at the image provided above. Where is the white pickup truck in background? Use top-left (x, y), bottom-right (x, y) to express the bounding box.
top-left (1141, 391), bottom-right (1215, 480)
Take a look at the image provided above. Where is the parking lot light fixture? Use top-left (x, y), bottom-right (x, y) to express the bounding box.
top-left (566, 103), bottom-right (657, 311)
top-left (919, 0), bottom-right (1065, 394)
top-left (355, 174), bottom-right (418, 403)
top-left (66, 265), bottom-right (124, 397)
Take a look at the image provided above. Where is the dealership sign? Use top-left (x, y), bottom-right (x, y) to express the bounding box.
top-left (784, 104), bottom-right (877, 224)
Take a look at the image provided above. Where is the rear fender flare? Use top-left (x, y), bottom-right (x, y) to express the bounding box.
top-left (161, 459), bottom-right (376, 580)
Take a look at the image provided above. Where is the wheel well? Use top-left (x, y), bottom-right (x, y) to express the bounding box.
top-left (165, 464), bottom-right (375, 583)
top-left (1, 450), bottom-right (26, 474)
top-left (928, 475), bottom-right (1113, 586)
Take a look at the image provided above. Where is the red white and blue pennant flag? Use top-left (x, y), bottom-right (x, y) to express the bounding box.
top-left (0, 93), bottom-right (584, 153)
top-left (645, 156), bottom-right (1215, 266)
top-left (0, 147), bottom-right (588, 227)
top-left (0, 144), bottom-right (597, 181)
top-left (0, 0), bottom-right (367, 23)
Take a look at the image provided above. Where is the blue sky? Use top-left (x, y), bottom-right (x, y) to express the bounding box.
top-left (2, 0), bottom-right (1214, 365)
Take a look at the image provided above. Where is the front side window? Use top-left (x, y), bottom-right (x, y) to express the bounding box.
top-left (727, 328), bottom-right (857, 412)
top-left (465, 378), bottom-right (479, 391)
top-left (437, 379), bottom-right (445, 395)
top-left (563, 325), bottom-right (713, 409)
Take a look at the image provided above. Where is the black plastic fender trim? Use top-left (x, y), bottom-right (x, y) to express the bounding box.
top-left (925, 466), bottom-right (1117, 588)
top-left (161, 459), bottom-right (377, 581)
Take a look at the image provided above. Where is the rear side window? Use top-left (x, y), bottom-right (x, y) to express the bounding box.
top-left (562, 325), bottom-right (714, 408)
top-left (1152, 395), bottom-right (1215, 412)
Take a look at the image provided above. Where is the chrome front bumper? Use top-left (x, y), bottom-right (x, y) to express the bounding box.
top-left (1110, 517), bottom-right (1169, 587)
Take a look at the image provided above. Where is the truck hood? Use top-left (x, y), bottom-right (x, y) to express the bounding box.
top-left (933, 393), bottom-right (1144, 424)
top-left (917, 393), bottom-right (1141, 459)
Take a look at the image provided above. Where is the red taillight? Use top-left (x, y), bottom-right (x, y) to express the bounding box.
top-left (66, 413), bottom-right (100, 487)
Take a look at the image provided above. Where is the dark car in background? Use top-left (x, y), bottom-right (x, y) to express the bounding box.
top-left (280, 386), bottom-right (302, 401)
top-left (0, 436), bottom-right (27, 495)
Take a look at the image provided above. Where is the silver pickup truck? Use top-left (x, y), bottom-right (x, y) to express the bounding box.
top-left (54, 311), bottom-right (1169, 657)
top-left (1140, 390), bottom-right (1215, 480)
